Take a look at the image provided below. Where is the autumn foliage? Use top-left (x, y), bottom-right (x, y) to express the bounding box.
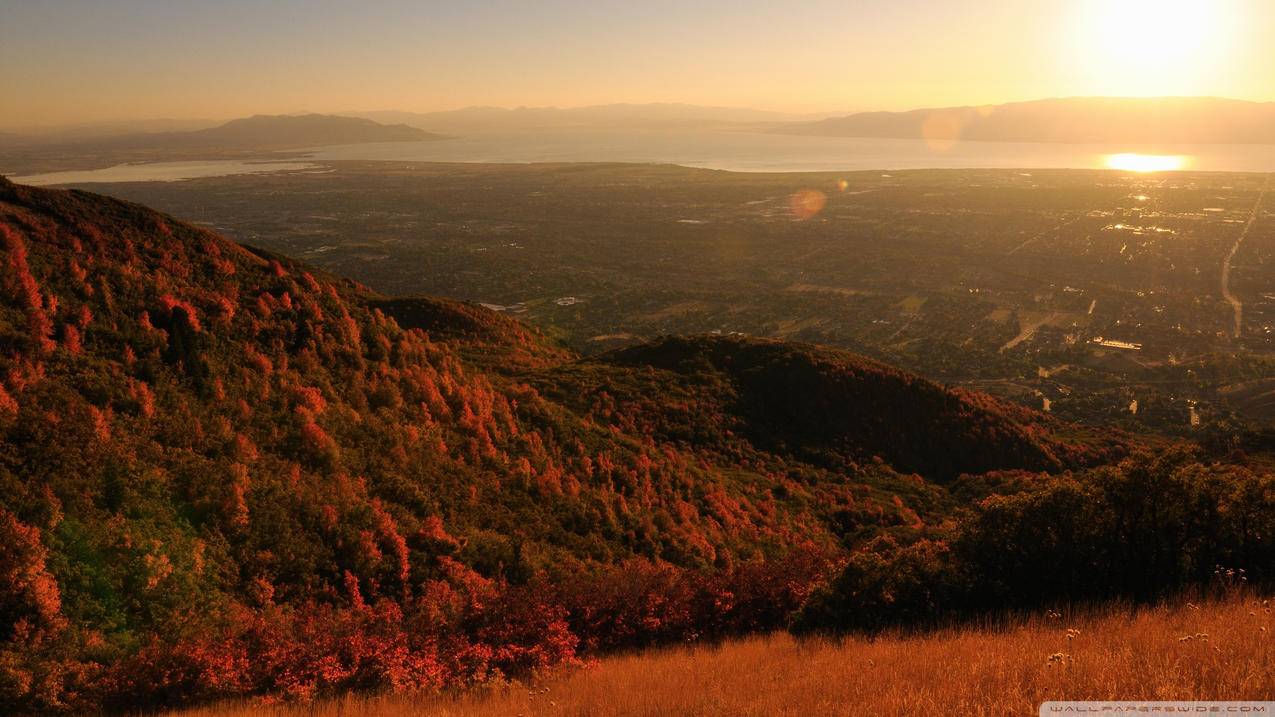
top-left (0, 177), bottom-right (1261, 713)
top-left (0, 180), bottom-right (847, 711)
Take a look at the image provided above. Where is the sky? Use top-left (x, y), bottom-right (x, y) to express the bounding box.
top-left (2, 0), bottom-right (1273, 128)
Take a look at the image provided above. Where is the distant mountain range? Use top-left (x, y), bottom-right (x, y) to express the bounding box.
top-left (352, 103), bottom-right (818, 132)
top-left (0, 118), bottom-right (222, 142)
top-left (12, 98), bottom-right (1274, 151)
top-left (3, 113), bottom-right (442, 150)
top-left (774, 97), bottom-right (1275, 145)
top-left (148, 113), bottom-right (443, 148)
top-left (0, 114), bottom-right (446, 175)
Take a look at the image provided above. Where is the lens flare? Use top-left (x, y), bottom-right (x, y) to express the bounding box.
top-left (789, 189), bottom-right (827, 220)
top-left (921, 111), bottom-right (966, 152)
top-left (1104, 153), bottom-right (1190, 173)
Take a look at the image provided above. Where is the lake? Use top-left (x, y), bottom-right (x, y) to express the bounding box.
top-left (12, 159), bottom-right (321, 186)
top-left (12, 129), bottom-right (1275, 185)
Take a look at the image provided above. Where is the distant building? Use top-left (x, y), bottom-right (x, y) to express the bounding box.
top-left (1090, 336), bottom-right (1142, 351)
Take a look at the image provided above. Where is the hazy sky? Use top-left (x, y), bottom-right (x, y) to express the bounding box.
top-left (2, 0), bottom-right (1273, 127)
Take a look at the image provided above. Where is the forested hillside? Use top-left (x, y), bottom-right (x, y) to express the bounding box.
top-left (0, 178), bottom-right (1260, 712)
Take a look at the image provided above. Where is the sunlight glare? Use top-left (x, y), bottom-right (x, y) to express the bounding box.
top-left (1074, 0), bottom-right (1234, 96)
top-left (1104, 153), bottom-right (1189, 173)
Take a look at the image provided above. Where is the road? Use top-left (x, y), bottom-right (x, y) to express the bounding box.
top-left (1221, 176), bottom-right (1270, 338)
top-left (1005, 215), bottom-right (1083, 256)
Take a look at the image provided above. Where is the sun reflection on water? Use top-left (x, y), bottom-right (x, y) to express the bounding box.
top-left (1104, 153), bottom-right (1190, 173)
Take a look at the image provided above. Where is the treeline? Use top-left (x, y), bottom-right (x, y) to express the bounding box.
top-left (2, 537), bottom-right (831, 710)
top-left (793, 448), bottom-right (1275, 633)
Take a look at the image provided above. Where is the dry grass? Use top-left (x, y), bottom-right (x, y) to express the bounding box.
top-left (171, 596), bottom-right (1273, 717)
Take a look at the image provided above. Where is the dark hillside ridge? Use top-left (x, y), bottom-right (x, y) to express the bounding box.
top-left (603, 336), bottom-right (1067, 481)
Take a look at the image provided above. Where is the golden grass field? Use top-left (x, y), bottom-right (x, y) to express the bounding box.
top-left (172, 595), bottom-right (1273, 717)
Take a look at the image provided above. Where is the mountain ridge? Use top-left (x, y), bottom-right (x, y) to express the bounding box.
top-left (775, 96), bottom-right (1275, 145)
top-left (351, 103), bottom-right (817, 132)
top-left (1, 114), bottom-right (442, 150)
top-left (0, 114), bottom-right (447, 176)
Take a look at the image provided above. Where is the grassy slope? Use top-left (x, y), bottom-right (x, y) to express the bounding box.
top-left (174, 594), bottom-right (1275, 717)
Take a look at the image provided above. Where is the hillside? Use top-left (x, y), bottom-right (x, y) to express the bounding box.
top-left (5, 177), bottom-right (1269, 713)
top-left (591, 336), bottom-right (1076, 481)
top-left (776, 96), bottom-right (1275, 145)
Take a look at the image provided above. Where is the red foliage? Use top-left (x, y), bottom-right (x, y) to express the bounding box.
top-left (300, 420), bottom-right (339, 464)
top-left (243, 345), bottom-right (274, 375)
top-left (0, 509), bottom-right (65, 635)
top-left (214, 295), bottom-right (236, 324)
top-left (61, 324), bottom-right (82, 355)
top-left (290, 385), bottom-right (327, 415)
top-left (552, 547), bottom-right (836, 652)
top-left (128, 379), bottom-right (156, 419)
top-left (226, 464), bottom-right (251, 529)
top-left (1, 225), bottom-right (55, 353)
top-left (233, 433), bottom-right (259, 462)
top-left (158, 294), bottom-right (202, 332)
top-left (86, 405), bottom-right (111, 443)
top-left (370, 502), bottom-right (411, 593)
top-left (0, 385), bottom-right (17, 418)
top-left (67, 259), bottom-right (88, 287)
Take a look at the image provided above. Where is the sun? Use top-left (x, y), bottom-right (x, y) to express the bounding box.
top-left (1073, 0), bottom-right (1234, 96)
top-left (1095, 0), bottom-right (1211, 66)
